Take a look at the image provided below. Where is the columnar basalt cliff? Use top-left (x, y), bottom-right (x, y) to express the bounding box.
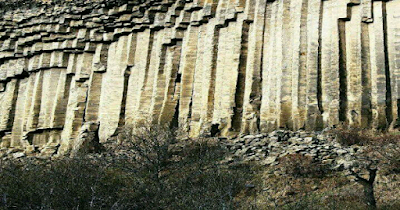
top-left (0, 0), bottom-right (399, 154)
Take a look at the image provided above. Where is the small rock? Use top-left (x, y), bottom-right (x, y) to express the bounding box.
top-left (261, 156), bottom-right (277, 165)
top-left (12, 152), bottom-right (26, 159)
top-left (245, 183), bottom-right (256, 188)
top-left (254, 134), bottom-right (265, 138)
top-left (336, 149), bottom-right (348, 155)
top-left (7, 148), bottom-right (23, 154)
top-left (336, 159), bottom-right (354, 169)
top-left (303, 137), bottom-right (314, 143)
top-left (245, 138), bottom-right (257, 144)
top-left (322, 159), bottom-right (334, 165)
top-left (304, 153), bottom-right (317, 158)
top-left (243, 135), bottom-right (256, 139)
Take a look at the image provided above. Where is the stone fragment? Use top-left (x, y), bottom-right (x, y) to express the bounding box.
top-left (12, 152), bottom-right (26, 158)
top-left (71, 122), bottom-right (102, 156)
top-left (261, 156), bottom-right (277, 166)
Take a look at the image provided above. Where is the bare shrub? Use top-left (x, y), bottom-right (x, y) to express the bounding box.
top-left (278, 154), bottom-right (331, 178)
top-left (332, 127), bottom-right (374, 146)
top-left (116, 122), bottom-right (176, 183)
top-left (332, 128), bottom-right (400, 209)
top-left (0, 123), bottom-right (256, 210)
top-left (368, 134), bottom-right (400, 174)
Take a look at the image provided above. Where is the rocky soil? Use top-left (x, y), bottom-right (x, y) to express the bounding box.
top-left (1, 129), bottom-right (362, 170)
top-left (1, 129), bottom-right (399, 209)
top-left (221, 130), bottom-right (360, 170)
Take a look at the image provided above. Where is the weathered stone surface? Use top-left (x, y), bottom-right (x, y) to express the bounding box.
top-left (0, 0), bottom-right (400, 154)
top-left (71, 122), bottom-right (102, 156)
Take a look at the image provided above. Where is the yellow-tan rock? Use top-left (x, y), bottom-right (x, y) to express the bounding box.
top-left (0, 0), bottom-right (399, 154)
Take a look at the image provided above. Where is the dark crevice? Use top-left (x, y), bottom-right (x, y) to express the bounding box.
top-left (396, 99), bottom-right (400, 128)
top-left (187, 99), bottom-right (193, 122)
top-left (51, 73), bottom-right (73, 128)
top-left (317, 0), bottom-right (324, 115)
top-left (82, 82), bottom-right (90, 124)
top-left (6, 79), bottom-right (20, 130)
top-left (175, 73), bottom-right (181, 83)
top-left (338, 19), bottom-right (348, 123)
top-left (0, 131), bottom-right (5, 145)
top-left (210, 123), bottom-right (220, 137)
top-left (231, 20), bottom-right (250, 132)
top-left (170, 99), bottom-right (180, 129)
top-left (118, 67), bottom-right (131, 128)
top-left (160, 42), bottom-right (182, 126)
top-left (382, 2), bottom-right (393, 126)
top-left (206, 26), bottom-right (221, 121)
top-left (361, 22), bottom-right (372, 128)
top-left (152, 44), bottom-right (168, 123)
top-left (141, 31), bottom-right (155, 87)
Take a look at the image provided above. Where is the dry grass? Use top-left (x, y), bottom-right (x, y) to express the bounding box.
top-left (1, 125), bottom-right (399, 209)
top-left (0, 124), bottom-right (256, 210)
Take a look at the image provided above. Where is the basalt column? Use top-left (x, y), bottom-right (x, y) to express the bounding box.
top-left (1, 0), bottom-right (399, 154)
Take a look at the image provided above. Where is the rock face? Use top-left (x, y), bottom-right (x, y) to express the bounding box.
top-left (0, 0), bottom-right (400, 154)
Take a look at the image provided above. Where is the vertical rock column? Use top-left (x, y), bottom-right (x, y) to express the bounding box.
top-left (126, 30), bottom-right (153, 125)
top-left (386, 0), bottom-right (400, 127)
top-left (158, 43), bottom-right (183, 125)
top-left (178, 26), bottom-right (199, 132)
top-left (369, 1), bottom-right (390, 129)
top-left (345, 4), bottom-right (363, 127)
top-left (277, 0), bottom-right (294, 129)
top-left (305, 0), bottom-right (323, 130)
top-left (150, 31), bottom-right (170, 123)
top-left (213, 17), bottom-right (245, 136)
top-left (0, 80), bottom-right (19, 147)
top-left (59, 79), bottom-right (89, 153)
top-left (136, 31), bottom-right (163, 122)
top-left (10, 78), bottom-right (28, 147)
top-left (84, 43), bottom-right (109, 122)
top-left (26, 71), bottom-right (44, 132)
top-left (242, 0), bottom-right (266, 134)
top-left (260, 1), bottom-right (278, 132)
top-left (290, 0), bottom-right (309, 130)
top-left (196, 19), bottom-right (220, 135)
top-left (190, 25), bottom-right (208, 135)
top-left (98, 36), bottom-right (129, 142)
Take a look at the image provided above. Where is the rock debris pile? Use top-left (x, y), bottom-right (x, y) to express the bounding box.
top-left (225, 130), bottom-right (361, 171)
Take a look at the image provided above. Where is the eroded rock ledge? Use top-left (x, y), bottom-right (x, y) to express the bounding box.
top-left (1, 0), bottom-right (400, 154)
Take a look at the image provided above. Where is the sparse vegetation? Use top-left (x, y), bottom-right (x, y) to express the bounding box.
top-left (1, 125), bottom-right (399, 209)
top-left (331, 127), bottom-right (400, 210)
top-left (0, 123), bottom-right (256, 209)
top-left (278, 153), bottom-right (331, 178)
